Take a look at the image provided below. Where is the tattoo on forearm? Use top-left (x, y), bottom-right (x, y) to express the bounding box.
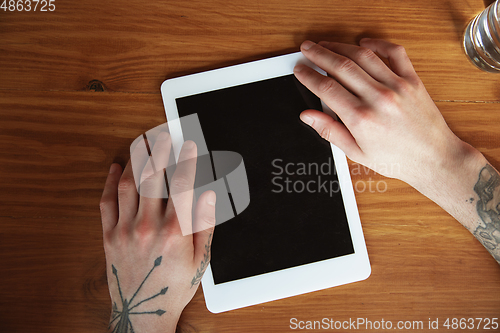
top-left (191, 233), bottom-right (213, 288)
top-left (108, 256), bottom-right (168, 333)
top-left (473, 164), bottom-right (500, 264)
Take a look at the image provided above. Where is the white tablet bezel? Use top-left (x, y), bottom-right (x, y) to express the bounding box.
top-left (160, 52), bottom-right (371, 314)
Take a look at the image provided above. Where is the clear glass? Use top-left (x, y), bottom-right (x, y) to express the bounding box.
top-left (463, 0), bottom-right (500, 73)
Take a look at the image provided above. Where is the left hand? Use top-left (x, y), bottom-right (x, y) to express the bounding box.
top-left (99, 133), bottom-right (216, 333)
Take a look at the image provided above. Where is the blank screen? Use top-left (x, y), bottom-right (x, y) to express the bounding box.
top-left (176, 74), bottom-right (354, 284)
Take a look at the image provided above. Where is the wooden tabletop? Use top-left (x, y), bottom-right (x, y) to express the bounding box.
top-left (1, 0), bottom-right (500, 332)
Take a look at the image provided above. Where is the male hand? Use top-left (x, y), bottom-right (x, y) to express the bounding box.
top-left (293, 39), bottom-right (480, 190)
top-left (99, 133), bottom-right (216, 333)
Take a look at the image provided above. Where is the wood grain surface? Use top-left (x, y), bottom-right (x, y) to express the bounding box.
top-left (1, 0), bottom-right (499, 332)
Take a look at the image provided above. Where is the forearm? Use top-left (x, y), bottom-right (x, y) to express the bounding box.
top-left (408, 139), bottom-right (500, 264)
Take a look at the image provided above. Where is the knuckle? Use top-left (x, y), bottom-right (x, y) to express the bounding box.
top-left (170, 174), bottom-right (192, 190)
top-left (393, 78), bottom-right (411, 93)
top-left (141, 165), bottom-right (163, 183)
top-left (392, 44), bottom-right (407, 57)
top-left (140, 170), bottom-right (154, 183)
top-left (393, 44), bottom-right (406, 54)
top-left (310, 43), bottom-right (327, 57)
top-left (318, 77), bottom-right (337, 95)
top-left (409, 76), bottom-right (424, 89)
top-left (135, 220), bottom-right (155, 242)
top-left (99, 200), bottom-right (108, 214)
top-left (355, 47), bottom-right (375, 62)
top-left (202, 214), bottom-right (216, 227)
top-left (358, 110), bottom-right (373, 123)
top-left (318, 126), bottom-right (331, 141)
top-left (352, 104), bottom-right (371, 115)
top-left (335, 57), bottom-right (356, 73)
top-left (351, 106), bottom-right (374, 127)
top-left (139, 176), bottom-right (165, 198)
top-left (118, 176), bottom-right (136, 193)
top-left (376, 88), bottom-right (398, 105)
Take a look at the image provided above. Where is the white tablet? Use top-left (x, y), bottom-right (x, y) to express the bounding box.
top-left (160, 52), bottom-right (371, 313)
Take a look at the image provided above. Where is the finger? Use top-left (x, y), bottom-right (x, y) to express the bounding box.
top-left (293, 64), bottom-right (362, 126)
top-left (318, 41), bottom-right (400, 87)
top-left (193, 190), bottom-right (216, 263)
top-left (118, 159), bottom-right (139, 223)
top-left (137, 131), bottom-right (172, 217)
top-left (299, 40), bottom-right (385, 98)
top-left (300, 110), bottom-right (363, 160)
top-left (359, 38), bottom-right (416, 79)
top-left (100, 163), bottom-right (122, 234)
top-left (165, 140), bottom-right (197, 236)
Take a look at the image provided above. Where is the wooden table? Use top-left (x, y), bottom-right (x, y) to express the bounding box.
top-left (1, 0), bottom-right (499, 332)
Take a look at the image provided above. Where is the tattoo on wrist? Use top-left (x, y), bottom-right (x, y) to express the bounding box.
top-left (473, 164), bottom-right (500, 264)
top-left (108, 256), bottom-right (168, 333)
top-left (191, 233), bottom-right (213, 288)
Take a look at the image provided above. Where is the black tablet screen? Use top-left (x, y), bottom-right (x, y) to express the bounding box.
top-left (176, 74), bottom-right (354, 284)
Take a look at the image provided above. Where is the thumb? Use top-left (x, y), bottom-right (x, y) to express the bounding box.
top-left (192, 190), bottom-right (216, 265)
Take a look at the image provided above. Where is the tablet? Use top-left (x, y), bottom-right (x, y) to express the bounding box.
top-left (160, 52), bottom-right (371, 313)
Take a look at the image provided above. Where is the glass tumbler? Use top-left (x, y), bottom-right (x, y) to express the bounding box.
top-left (463, 0), bottom-right (500, 73)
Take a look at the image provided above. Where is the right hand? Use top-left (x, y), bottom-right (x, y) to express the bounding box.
top-left (293, 39), bottom-right (479, 188)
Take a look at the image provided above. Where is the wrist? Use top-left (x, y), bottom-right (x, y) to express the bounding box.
top-left (108, 299), bottom-right (183, 333)
top-left (404, 134), bottom-right (482, 188)
top-left (406, 136), bottom-right (487, 223)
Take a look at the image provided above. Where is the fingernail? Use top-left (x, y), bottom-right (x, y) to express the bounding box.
top-left (157, 132), bottom-right (169, 141)
top-left (109, 164), bottom-right (118, 174)
top-left (302, 40), bottom-right (315, 51)
top-left (294, 64), bottom-right (304, 73)
top-left (300, 114), bottom-right (314, 126)
top-left (206, 191), bottom-right (216, 207)
top-left (360, 37), bottom-right (371, 43)
top-left (183, 140), bottom-right (195, 149)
